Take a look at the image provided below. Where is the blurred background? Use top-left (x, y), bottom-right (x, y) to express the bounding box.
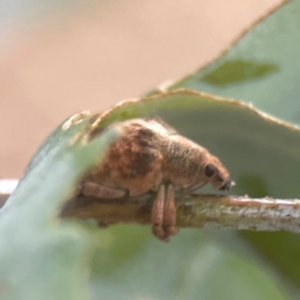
top-left (0, 0), bottom-right (281, 178)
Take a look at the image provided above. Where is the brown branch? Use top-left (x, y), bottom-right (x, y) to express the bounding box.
top-left (61, 193), bottom-right (300, 233)
top-left (2, 180), bottom-right (300, 232)
top-left (0, 194), bottom-right (8, 209)
top-left (0, 180), bottom-right (18, 209)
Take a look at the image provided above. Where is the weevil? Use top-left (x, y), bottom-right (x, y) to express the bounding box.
top-left (78, 118), bottom-right (232, 242)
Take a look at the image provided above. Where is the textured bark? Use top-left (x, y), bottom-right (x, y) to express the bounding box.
top-left (2, 179), bottom-right (300, 232)
top-left (61, 193), bottom-right (300, 233)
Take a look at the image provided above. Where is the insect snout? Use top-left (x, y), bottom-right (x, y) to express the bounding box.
top-left (219, 178), bottom-right (232, 191)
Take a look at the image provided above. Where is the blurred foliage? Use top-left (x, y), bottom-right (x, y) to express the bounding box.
top-left (0, 114), bottom-right (119, 300)
top-left (171, 1), bottom-right (299, 124)
top-left (170, 0), bottom-right (300, 293)
top-left (2, 1), bottom-right (300, 300)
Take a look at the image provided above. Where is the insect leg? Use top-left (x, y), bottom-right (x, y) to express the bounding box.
top-left (151, 184), bottom-right (166, 241)
top-left (79, 181), bottom-right (126, 198)
top-left (164, 184), bottom-right (178, 240)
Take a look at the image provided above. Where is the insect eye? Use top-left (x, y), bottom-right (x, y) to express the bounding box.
top-left (205, 163), bottom-right (216, 177)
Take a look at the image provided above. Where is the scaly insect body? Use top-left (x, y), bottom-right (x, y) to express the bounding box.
top-left (80, 118), bottom-right (232, 241)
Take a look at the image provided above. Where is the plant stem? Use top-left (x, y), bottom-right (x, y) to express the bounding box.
top-left (61, 193), bottom-right (300, 233)
top-left (0, 179), bottom-right (18, 208)
top-left (2, 180), bottom-right (300, 232)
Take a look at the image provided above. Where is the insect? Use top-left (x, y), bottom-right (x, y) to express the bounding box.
top-left (79, 118), bottom-right (232, 242)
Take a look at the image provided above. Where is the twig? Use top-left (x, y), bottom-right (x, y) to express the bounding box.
top-left (61, 193), bottom-right (300, 233)
top-left (2, 179), bottom-right (300, 233)
top-left (0, 179), bottom-right (18, 208)
top-left (0, 195), bottom-right (9, 209)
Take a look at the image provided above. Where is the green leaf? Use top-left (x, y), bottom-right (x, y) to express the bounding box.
top-left (166, 0), bottom-right (300, 294)
top-left (90, 226), bottom-right (289, 300)
top-left (0, 112), bottom-right (118, 300)
top-left (170, 1), bottom-right (300, 124)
